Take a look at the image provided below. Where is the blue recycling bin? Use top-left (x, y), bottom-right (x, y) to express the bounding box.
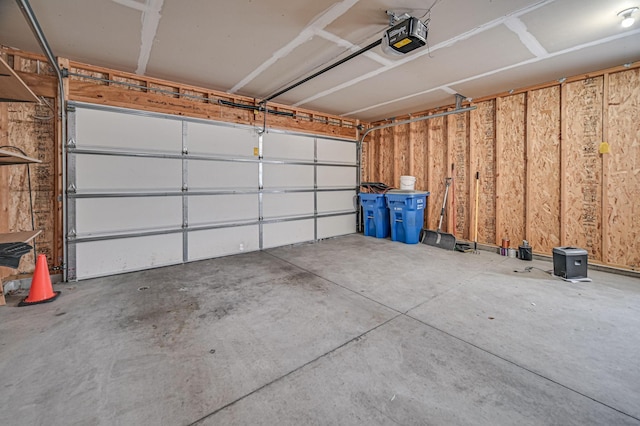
top-left (359, 193), bottom-right (390, 238)
top-left (385, 191), bottom-right (429, 244)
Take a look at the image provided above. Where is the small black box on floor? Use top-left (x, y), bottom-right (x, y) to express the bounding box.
top-left (553, 247), bottom-right (588, 279)
top-left (518, 245), bottom-right (532, 261)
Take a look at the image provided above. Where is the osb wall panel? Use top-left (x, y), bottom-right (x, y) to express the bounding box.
top-left (1, 102), bottom-right (56, 280)
top-left (394, 123), bottom-right (410, 187)
top-left (527, 86), bottom-right (561, 253)
top-left (448, 111), bottom-right (470, 239)
top-left (606, 69), bottom-right (640, 270)
top-left (378, 127), bottom-right (395, 187)
top-left (367, 131), bottom-right (381, 183)
top-left (360, 139), bottom-right (368, 183)
top-left (411, 120), bottom-right (428, 193)
top-left (368, 66), bottom-right (639, 271)
top-left (496, 94), bottom-right (527, 246)
top-left (427, 116), bottom-right (448, 231)
top-left (563, 77), bottom-right (603, 260)
top-left (469, 100), bottom-right (496, 244)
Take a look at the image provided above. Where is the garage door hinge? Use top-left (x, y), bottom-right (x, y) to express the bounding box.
top-left (67, 229), bottom-right (76, 240)
top-left (67, 184), bottom-right (77, 194)
top-left (182, 185), bottom-right (188, 192)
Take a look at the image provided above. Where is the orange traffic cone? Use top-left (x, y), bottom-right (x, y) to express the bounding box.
top-left (18, 254), bottom-right (60, 307)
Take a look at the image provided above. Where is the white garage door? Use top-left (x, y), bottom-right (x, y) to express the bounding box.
top-left (66, 103), bottom-right (357, 280)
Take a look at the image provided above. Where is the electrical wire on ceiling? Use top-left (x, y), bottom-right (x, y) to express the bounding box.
top-left (418, 0), bottom-right (442, 20)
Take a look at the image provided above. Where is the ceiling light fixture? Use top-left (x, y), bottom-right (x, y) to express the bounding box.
top-left (618, 7), bottom-right (638, 28)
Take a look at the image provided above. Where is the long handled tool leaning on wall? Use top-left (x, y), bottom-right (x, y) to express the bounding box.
top-left (422, 178), bottom-right (456, 250)
top-left (474, 171), bottom-right (480, 254)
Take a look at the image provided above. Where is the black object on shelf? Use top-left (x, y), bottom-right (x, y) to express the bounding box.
top-left (0, 242), bottom-right (33, 268)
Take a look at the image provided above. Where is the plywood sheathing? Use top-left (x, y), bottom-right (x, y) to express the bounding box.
top-left (469, 100), bottom-right (497, 245)
top-left (360, 138), bottom-right (367, 184)
top-left (369, 65), bottom-right (638, 271)
top-left (0, 102), bottom-right (56, 282)
top-left (527, 86), bottom-right (561, 253)
top-left (563, 77), bottom-right (604, 260)
top-left (394, 123), bottom-right (410, 188)
top-left (496, 94), bottom-right (527, 247)
top-left (606, 69), bottom-right (640, 269)
top-left (379, 126), bottom-right (394, 187)
top-left (427, 116), bottom-right (447, 232)
top-left (411, 120), bottom-right (428, 195)
top-left (448, 111), bottom-right (470, 239)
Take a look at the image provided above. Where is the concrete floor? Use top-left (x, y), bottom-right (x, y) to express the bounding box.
top-left (1, 234), bottom-right (639, 425)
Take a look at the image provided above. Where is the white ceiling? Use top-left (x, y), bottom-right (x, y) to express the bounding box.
top-left (1, 0), bottom-right (639, 121)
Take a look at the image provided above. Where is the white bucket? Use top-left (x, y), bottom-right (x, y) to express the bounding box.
top-left (400, 175), bottom-right (416, 190)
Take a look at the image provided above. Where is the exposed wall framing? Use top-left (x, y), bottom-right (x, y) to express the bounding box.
top-left (363, 62), bottom-right (640, 271)
top-left (1, 47), bottom-right (59, 283)
top-left (526, 86), bottom-right (561, 253)
top-left (447, 111), bottom-right (470, 239)
top-left (427, 116), bottom-right (448, 231)
top-left (65, 60), bottom-right (359, 140)
top-left (496, 94), bottom-right (527, 246)
top-left (562, 77), bottom-right (604, 260)
top-left (469, 100), bottom-right (496, 245)
top-left (606, 69), bottom-right (640, 269)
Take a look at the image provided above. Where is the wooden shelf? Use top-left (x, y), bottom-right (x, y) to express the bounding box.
top-left (0, 230), bottom-right (41, 245)
top-left (0, 56), bottom-right (40, 103)
top-left (0, 148), bottom-right (41, 166)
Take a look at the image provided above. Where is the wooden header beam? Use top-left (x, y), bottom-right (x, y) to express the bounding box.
top-left (0, 56), bottom-right (39, 103)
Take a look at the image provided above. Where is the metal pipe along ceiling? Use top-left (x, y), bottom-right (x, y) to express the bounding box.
top-left (358, 105), bottom-right (477, 143)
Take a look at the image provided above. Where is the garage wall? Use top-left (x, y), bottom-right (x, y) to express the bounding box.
top-left (363, 65), bottom-right (640, 271)
top-left (67, 103), bottom-right (356, 280)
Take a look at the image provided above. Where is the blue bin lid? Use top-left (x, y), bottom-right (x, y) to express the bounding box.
top-left (358, 192), bottom-right (386, 200)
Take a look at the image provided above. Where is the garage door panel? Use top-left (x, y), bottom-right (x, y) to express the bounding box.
top-left (76, 197), bottom-right (182, 234)
top-left (189, 195), bottom-right (258, 225)
top-left (263, 193), bottom-right (314, 218)
top-left (68, 103), bottom-right (357, 280)
top-left (75, 234), bottom-right (183, 279)
top-left (188, 122), bottom-right (257, 157)
top-left (317, 166), bottom-right (357, 187)
top-left (317, 191), bottom-right (357, 213)
top-left (263, 133), bottom-right (314, 160)
top-left (75, 155), bottom-right (181, 191)
top-left (188, 161), bottom-right (258, 189)
top-left (263, 220), bottom-right (314, 248)
top-left (76, 107), bottom-right (182, 152)
top-left (317, 139), bottom-right (356, 162)
top-left (188, 226), bottom-right (259, 261)
top-left (263, 164), bottom-right (314, 188)
top-left (318, 214), bottom-right (356, 239)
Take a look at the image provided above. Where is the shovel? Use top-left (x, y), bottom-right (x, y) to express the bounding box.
top-left (422, 178), bottom-right (456, 250)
